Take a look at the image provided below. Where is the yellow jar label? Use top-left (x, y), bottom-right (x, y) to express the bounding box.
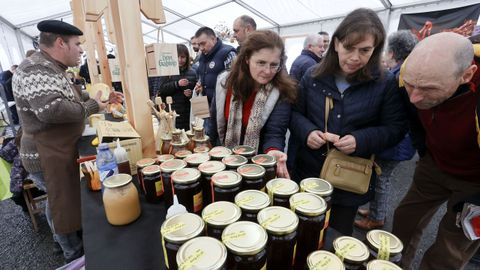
top-left (236, 195), bottom-right (254, 207)
top-left (318, 229), bottom-right (325, 249)
top-left (335, 242), bottom-right (357, 262)
top-left (222, 230), bottom-right (247, 242)
top-left (155, 180), bottom-right (164, 196)
top-left (324, 209), bottom-right (331, 229)
top-left (162, 237), bottom-right (169, 269)
top-left (179, 248), bottom-right (205, 270)
top-left (261, 262), bottom-right (267, 270)
top-left (292, 242), bottom-right (297, 266)
top-left (311, 254), bottom-right (333, 270)
top-left (260, 213), bottom-right (280, 228)
top-left (260, 186), bottom-right (266, 193)
top-left (161, 222), bottom-right (185, 235)
top-left (193, 192), bottom-right (203, 213)
top-left (378, 234), bottom-right (391, 261)
top-left (290, 199), bottom-right (310, 212)
top-left (304, 182), bottom-right (319, 191)
top-left (268, 182), bottom-right (284, 206)
top-left (203, 209), bottom-right (224, 222)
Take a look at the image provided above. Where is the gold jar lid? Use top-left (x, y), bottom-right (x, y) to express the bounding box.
top-left (103, 174), bottom-right (132, 188)
top-left (222, 155), bottom-right (248, 167)
top-left (333, 236), bottom-right (370, 264)
top-left (157, 154), bottom-right (174, 163)
top-left (237, 164), bottom-right (265, 179)
top-left (289, 192), bottom-right (326, 216)
top-left (252, 154), bottom-right (276, 167)
top-left (161, 213), bottom-right (205, 243)
top-left (209, 146), bottom-right (233, 159)
top-left (136, 158), bottom-right (155, 168)
top-left (174, 150), bottom-right (192, 159)
top-left (142, 165), bottom-right (161, 176)
top-left (366, 230), bottom-right (403, 255)
top-left (202, 201), bottom-right (241, 227)
top-left (185, 153), bottom-right (210, 166)
top-left (222, 221), bottom-right (267, 256)
top-left (159, 159), bottom-right (187, 173)
top-left (257, 206), bottom-right (298, 235)
top-left (212, 171), bottom-right (242, 188)
top-left (232, 145), bottom-right (256, 156)
top-left (266, 178), bottom-right (299, 197)
top-left (198, 161), bottom-right (226, 175)
top-left (307, 250), bottom-right (345, 270)
top-left (193, 146), bottom-right (210, 153)
top-left (235, 190), bottom-right (270, 211)
top-left (366, 260), bottom-right (402, 270)
top-left (300, 178), bottom-right (333, 197)
top-left (172, 168), bottom-right (201, 184)
top-left (176, 236), bottom-right (227, 270)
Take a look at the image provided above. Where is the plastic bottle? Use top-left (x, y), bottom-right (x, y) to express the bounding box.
top-left (114, 139), bottom-right (131, 175)
top-left (97, 143), bottom-right (119, 191)
top-left (166, 195), bottom-right (187, 219)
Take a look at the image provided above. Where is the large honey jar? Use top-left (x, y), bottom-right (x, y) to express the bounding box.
top-left (212, 171), bottom-right (242, 202)
top-left (232, 145), bottom-right (256, 161)
top-left (171, 168), bottom-right (203, 214)
top-left (160, 159), bottom-right (187, 208)
top-left (289, 192), bottom-right (326, 270)
top-left (209, 146), bottom-right (233, 161)
top-left (306, 250), bottom-right (345, 270)
top-left (142, 165), bottom-right (163, 203)
top-left (237, 164), bottom-right (266, 192)
top-left (222, 154), bottom-right (248, 171)
top-left (222, 221), bottom-right (268, 270)
top-left (136, 158), bottom-right (155, 194)
top-left (102, 174), bottom-right (141, 226)
top-left (176, 236), bottom-right (227, 270)
top-left (184, 152), bottom-right (210, 168)
top-left (265, 178), bottom-right (299, 208)
top-left (235, 189), bottom-right (270, 222)
top-left (365, 230), bottom-right (403, 265)
top-left (252, 154), bottom-right (277, 181)
top-left (161, 213), bottom-right (205, 270)
top-left (332, 236), bottom-right (370, 270)
top-left (198, 160), bottom-right (226, 206)
top-left (202, 201), bottom-right (242, 240)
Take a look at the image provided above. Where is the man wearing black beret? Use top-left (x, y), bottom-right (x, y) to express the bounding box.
top-left (12, 20), bottom-right (123, 264)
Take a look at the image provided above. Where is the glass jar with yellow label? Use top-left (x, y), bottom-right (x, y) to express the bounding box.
top-left (289, 192), bottom-right (326, 270)
top-left (212, 171), bottom-right (242, 202)
top-left (193, 145), bottom-right (210, 154)
top-left (366, 260), bottom-right (402, 270)
top-left (209, 146), bottom-right (233, 161)
top-left (235, 190), bottom-right (271, 223)
top-left (257, 206), bottom-right (298, 270)
top-left (306, 250), bottom-right (345, 270)
top-left (222, 155), bottom-right (248, 171)
top-left (237, 164), bottom-right (266, 192)
top-left (232, 145), bottom-right (256, 161)
top-left (136, 158), bottom-right (156, 194)
top-left (161, 213), bottom-right (205, 270)
top-left (103, 174), bottom-right (141, 226)
top-left (157, 154), bottom-right (174, 165)
top-left (365, 230), bottom-right (403, 265)
top-left (174, 149), bottom-right (192, 159)
top-left (184, 153), bottom-right (210, 168)
top-left (202, 201), bottom-right (242, 240)
top-left (266, 178), bottom-right (299, 208)
top-left (252, 154), bottom-right (277, 182)
top-left (222, 221), bottom-right (268, 270)
top-left (198, 161), bottom-right (226, 206)
top-left (172, 168), bottom-right (203, 214)
top-left (160, 159), bottom-right (187, 208)
top-left (142, 165), bottom-right (164, 204)
top-left (176, 236), bottom-right (227, 270)
top-left (332, 236), bottom-right (370, 270)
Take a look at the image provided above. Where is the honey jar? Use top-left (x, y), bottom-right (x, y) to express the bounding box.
top-left (212, 171), bottom-right (242, 202)
top-left (171, 168), bottom-right (203, 214)
top-left (176, 236), bottom-right (227, 270)
top-left (266, 178), bottom-right (299, 208)
top-left (102, 174), bottom-right (141, 226)
top-left (202, 201), bottom-right (241, 240)
top-left (235, 189), bottom-right (270, 223)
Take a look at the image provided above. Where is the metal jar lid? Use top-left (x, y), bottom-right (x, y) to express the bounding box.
top-left (185, 153), bottom-right (210, 166)
top-left (222, 221), bottom-right (267, 256)
top-left (252, 154), bottom-right (276, 167)
top-left (257, 206), bottom-right (298, 235)
top-left (157, 154), bottom-right (174, 164)
top-left (232, 145), bottom-right (256, 156)
top-left (172, 168), bottom-right (201, 184)
top-left (142, 165), bottom-right (161, 176)
top-left (159, 159), bottom-right (187, 173)
top-left (136, 158), bottom-right (155, 168)
top-left (235, 190), bottom-right (270, 212)
top-left (198, 161), bottom-right (226, 175)
top-left (266, 178), bottom-right (299, 197)
top-left (333, 236), bottom-right (370, 264)
top-left (176, 236), bottom-right (227, 270)
top-left (202, 201), bottom-right (241, 227)
top-left (193, 145), bottom-right (210, 153)
top-left (103, 174), bottom-right (132, 188)
top-left (209, 146), bottom-right (233, 159)
top-left (222, 155), bottom-right (248, 167)
top-left (289, 192), bottom-right (327, 216)
top-left (300, 177), bottom-right (333, 197)
top-left (212, 171), bottom-right (242, 188)
top-left (366, 230), bottom-right (403, 255)
top-left (307, 250), bottom-right (345, 270)
top-left (174, 150), bottom-right (192, 159)
top-left (237, 164), bottom-right (265, 179)
top-left (161, 213), bottom-right (205, 243)
top-left (366, 260), bottom-right (402, 270)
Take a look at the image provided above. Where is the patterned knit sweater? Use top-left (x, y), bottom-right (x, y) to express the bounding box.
top-left (12, 51), bottom-right (99, 173)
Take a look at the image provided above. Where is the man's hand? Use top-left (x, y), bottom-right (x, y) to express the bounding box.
top-left (94, 91), bottom-right (109, 111)
top-left (108, 91), bottom-right (124, 104)
top-left (194, 82), bottom-right (203, 95)
top-left (307, 130), bottom-right (327, 149)
top-left (184, 89), bottom-right (192, 97)
top-left (178, 78), bottom-right (189, 87)
top-left (334, 135), bottom-right (356, 155)
top-left (267, 150), bottom-right (290, 179)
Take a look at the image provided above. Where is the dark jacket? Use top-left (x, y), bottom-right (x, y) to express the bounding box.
top-left (289, 50), bottom-right (321, 82)
top-left (290, 68), bottom-right (408, 206)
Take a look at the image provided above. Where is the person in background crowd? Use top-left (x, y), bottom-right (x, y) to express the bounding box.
top-left (209, 30), bottom-right (296, 178)
top-left (392, 32), bottom-right (480, 270)
top-left (290, 8), bottom-right (407, 236)
top-left (233, 15), bottom-right (257, 52)
top-left (190, 36), bottom-right (200, 70)
top-left (318, 31), bottom-right (330, 52)
top-left (355, 30), bottom-right (418, 230)
top-left (12, 20), bottom-right (123, 264)
top-left (0, 65), bottom-right (19, 124)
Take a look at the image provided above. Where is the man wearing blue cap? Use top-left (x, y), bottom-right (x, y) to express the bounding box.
top-left (12, 20), bottom-right (123, 264)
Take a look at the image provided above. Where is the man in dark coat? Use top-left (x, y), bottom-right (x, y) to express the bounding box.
top-left (289, 33), bottom-right (325, 82)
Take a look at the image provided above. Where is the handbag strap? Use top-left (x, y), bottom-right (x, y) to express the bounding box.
top-left (325, 96), bottom-right (333, 152)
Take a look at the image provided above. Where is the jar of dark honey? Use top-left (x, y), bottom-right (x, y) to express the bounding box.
top-left (237, 164), bottom-right (266, 192)
top-left (265, 178), bottom-right (299, 208)
top-left (176, 236), bottom-right (227, 270)
top-left (306, 250), bottom-right (345, 270)
top-left (161, 137), bottom-right (172, 154)
top-left (252, 154), bottom-right (277, 181)
top-left (142, 165), bottom-right (163, 203)
top-left (160, 159), bottom-right (187, 208)
top-left (202, 201), bottom-right (241, 241)
top-left (161, 213), bottom-right (205, 270)
top-left (222, 221), bottom-right (268, 270)
top-left (209, 146), bottom-right (233, 161)
top-left (157, 154), bottom-right (174, 165)
top-left (366, 260), bottom-right (402, 270)
top-left (174, 149), bottom-right (192, 159)
top-left (136, 158), bottom-right (156, 194)
top-left (193, 145), bottom-right (210, 154)
top-left (212, 171), bottom-right (242, 202)
top-left (171, 168), bottom-right (203, 214)
top-left (232, 145), bottom-right (256, 161)
top-left (332, 236), bottom-right (370, 270)
top-left (257, 206), bottom-right (299, 270)
top-left (235, 190), bottom-right (270, 222)
top-left (184, 153), bottom-right (210, 168)
top-left (198, 161), bottom-right (226, 206)
top-left (365, 230), bottom-right (403, 265)
top-left (222, 154), bottom-right (248, 171)
top-left (289, 192), bottom-right (326, 270)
